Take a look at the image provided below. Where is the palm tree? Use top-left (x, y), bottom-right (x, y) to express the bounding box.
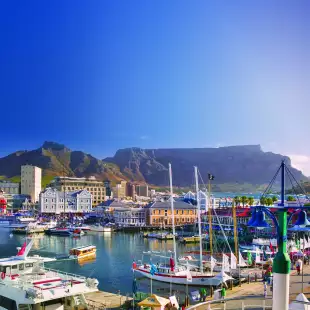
top-left (272, 196), bottom-right (278, 203)
top-left (234, 196), bottom-right (241, 207)
top-left (248, 196), bottom-right (254, 206)
top-left (260, 197), bottom-right (267, 205)
top-left (241, 196), bottom-right (248, 207)
top-left (266, 197), bottom-right (273, 206)
top-left (287, 195), bottom-right (296, 202)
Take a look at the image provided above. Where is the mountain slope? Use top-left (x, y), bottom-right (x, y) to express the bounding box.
top-left (0, 141), bottom-right (127, 183)
top-left (104, 145), bottom-right (307, 187)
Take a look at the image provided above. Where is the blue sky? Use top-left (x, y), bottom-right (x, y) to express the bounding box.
top-left (0, 1), bottom-right (309, 174)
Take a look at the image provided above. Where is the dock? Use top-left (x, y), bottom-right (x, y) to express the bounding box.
top-left (85, 291), bottom-right (132, 309)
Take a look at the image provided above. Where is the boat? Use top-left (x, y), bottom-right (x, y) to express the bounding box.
top-left (134, 165), bottom-right (231, 287)
top-left (89, 223), bottom-right (114, 232)
top-left (179, 235), bottom-right (201, 243)
top-left (12, 226), bottom-right (45, 234)
top-left (71, 228), bottom-right (85, 237)
top-left (0, 240), bottom-right (99, 309)
top-left (45, 227), bottom-right (72, 236)
top-left (69, 245), bottom-right (97, 260)
top-left (156, 233), bottom-right (175, 240)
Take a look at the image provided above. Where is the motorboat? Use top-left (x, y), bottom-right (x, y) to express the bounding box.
top-left (45, 228), bottom-right (72, 236)
top-left (69, 245), bottom-right (96, 260)
top-left (0, 240), bottom-right (99, 309)
top-left (89, 223), bottom-right (114, 232)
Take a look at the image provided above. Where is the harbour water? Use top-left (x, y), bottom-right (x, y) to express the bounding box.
top-left (0, 228), bottom-right (206, 298)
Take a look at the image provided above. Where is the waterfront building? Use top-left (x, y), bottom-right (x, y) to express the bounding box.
top-left (0, 181), bottom-right (20, 194)
top-left (21, 165), bottom-right (42, 203)
top-left (145, 200), bottom-right (197, 226)
top-left (104, 179), bottom-right (112, 198)
top-left (113, 207), bottom-right (146, 226)
top-left (40, 187), bottom-right (92, 214)
top-left (49, 176), bottom-right (106, 207)
top-left (3, 194), bottom-right (32, 212)
top-left (136, 184), bottom-right (149, 197)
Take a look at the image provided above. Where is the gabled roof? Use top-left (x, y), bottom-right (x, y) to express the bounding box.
top-left (147, 200), bottom-right (197, 210)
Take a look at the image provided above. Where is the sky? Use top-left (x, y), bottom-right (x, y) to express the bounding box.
top-left (0, 1), bottom-right (309, 175)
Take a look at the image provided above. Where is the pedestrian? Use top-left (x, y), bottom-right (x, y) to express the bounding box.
top-left (263, 282), bottom-right (267, 298)
top-left (199, 287), bottom-right (207, 302)
top-left (221, 286), bottom-right (226, 300)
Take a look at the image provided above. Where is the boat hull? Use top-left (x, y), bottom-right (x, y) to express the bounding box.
top-left (134, 268), bottom-right (220, 286)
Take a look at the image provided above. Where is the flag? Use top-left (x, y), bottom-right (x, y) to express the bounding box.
top-left (269, 242), bottom-right (274, 255)
top-left (230, 252), bottom-right (237, 270)
top-left (132, 261), bottom-right (137, 271)
top-left (238, 251), bottom-right (247, 267)
top-left (17, 242), bottom-right (27, 256)
top-left (208, 174), bottom-right (215, 180)
top-left (255, 248), bottom-right (261, 263)
top-left (247, 251), bottom-right (252, 265)
top-left (150, 264), bottom-right (158, 276)
top-left (210, 256), bottom-right (217, 272)
top-left (222, 254), bottom-right (230, 272)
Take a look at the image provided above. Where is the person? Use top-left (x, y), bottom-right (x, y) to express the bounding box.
top-left (200, 287), bottom-right (207, 302)
top-left (263, 282), bottom-right (267, 298)
top-left (221, 286), bottom-right (226, 300)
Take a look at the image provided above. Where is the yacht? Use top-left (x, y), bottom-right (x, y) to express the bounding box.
top-left (0, 240), bottom-right (99, 309)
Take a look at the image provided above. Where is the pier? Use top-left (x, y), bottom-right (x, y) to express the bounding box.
top-left (85, 291), bottom-right (132, 309)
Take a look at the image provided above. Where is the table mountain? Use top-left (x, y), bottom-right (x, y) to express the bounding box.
top-left (104, 145), bottom-right (307, 187)
top-left (0, 142), bottom-right (306, 190)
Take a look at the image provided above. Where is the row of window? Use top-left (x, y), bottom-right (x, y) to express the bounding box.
top-left (152, 209), bottom-right (195, 215)
top-left (152, 218), bottom-right (195, 223)
top-left (44, 198), bottom-right (90, 203)
top-left (44, 205), bottom-right (91, 210)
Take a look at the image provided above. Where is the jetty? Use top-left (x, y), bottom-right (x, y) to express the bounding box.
top-left (85, 291), bottom-right (132, 309)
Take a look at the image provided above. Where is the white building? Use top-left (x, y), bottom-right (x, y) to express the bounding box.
top-left (0, 181), bottom-right (19, 194)
top-left (40, 187), bottom-right (92, 214)
top-left (21, 165), bottom-right (42, 203)
top-left (113, 207), bottom-right (146, 226)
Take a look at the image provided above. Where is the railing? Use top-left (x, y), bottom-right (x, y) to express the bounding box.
top-left (43, 267), bottom-right (86, 280)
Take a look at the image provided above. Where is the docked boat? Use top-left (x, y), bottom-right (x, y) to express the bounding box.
top-left (71, 228), bottom-right (85, 237)
top-left (179, 235), bottom-right (201, 243)
top-left (156, 233), bottom-right (175, 240)
top-left (89, 223), bottom-right (114, 232)
top-left (45, 227), bottom-right (72, 236)
top-left (69, 245), bottom-right (97, 260)
top-left (0, 240), bottom-right (99, 309)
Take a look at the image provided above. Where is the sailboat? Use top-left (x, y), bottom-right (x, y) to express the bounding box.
top-left (134, 165), bottom-right (230, 286)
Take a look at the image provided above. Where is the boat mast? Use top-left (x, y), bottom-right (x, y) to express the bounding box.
top-left (208, 178), bottom-right (213, 256)
top-left (232, 201), bottom-right (239, 262)
top-left (194, 166), bottom-right (203, 273)
top-left (168, 163), bottom-right (177, 265)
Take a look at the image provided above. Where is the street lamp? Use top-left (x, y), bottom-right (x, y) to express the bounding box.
top-left (247, 161), bottom-right (294, 310)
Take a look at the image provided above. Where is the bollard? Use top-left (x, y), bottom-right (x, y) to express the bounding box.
top-left (255, 273), bottom-right (257, 282)
top-left (248, 274), bottom-right (250, 284)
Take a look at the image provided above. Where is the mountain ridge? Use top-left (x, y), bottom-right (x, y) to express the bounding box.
top-left (0, 142), bottom-right (307, 190)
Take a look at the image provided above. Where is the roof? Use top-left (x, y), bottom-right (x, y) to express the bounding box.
top-left (71, 245), bottom-right (96, 251)
top-left (138, 294), bottom-right (170, 307)
top-left (148, 200), bottom-right (197, 210)
top-left (0, 257), bottom-right (38, 266)
top-left (41, 188), bottom-right (91, 198)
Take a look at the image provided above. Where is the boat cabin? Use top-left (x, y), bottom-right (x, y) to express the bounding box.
top-left (69, 245), bottom-right (96, 258)
top-left (0, 258), bottom-right (39, 277)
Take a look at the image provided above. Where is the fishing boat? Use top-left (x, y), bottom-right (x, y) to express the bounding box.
top-left (134, 165), bottom-right (232, 286)
top-left (71, 228), bottom-right (85, 237)
top-left (0, 240), bottom-right (99, 309)
top-left (179, 235), bottom-right (201, 243)
top-left (89, 223), bottom-right (114, 232)
top-left (69, 245), bottom-right (97, 260)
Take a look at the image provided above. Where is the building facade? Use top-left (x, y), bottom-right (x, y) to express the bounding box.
top-left (21, 165), bottom-right (42, 203)
top-left (113, 207), bottom-right (146, 226)
top-left (146, 200), bottom-right (197, 226)
top-left (136, 184), bottom-right (149, 197)
top-left (126, 183), bottom-right (136, 199)
top-left (0, 181), bottom-right (20, 194)
top-left (49, 176), bottom-right (106, 207)
top-left (113, 181), bottom-right (127, 199)
top-left (40, 187), bottom-right (92, 214)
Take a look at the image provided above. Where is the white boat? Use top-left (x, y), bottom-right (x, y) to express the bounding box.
top-left (0, 239), bottom-right (99, 309)
top-left (134, 165), bottom-right (231, 287)
top-left (89, 224), bottom-right (114, 232)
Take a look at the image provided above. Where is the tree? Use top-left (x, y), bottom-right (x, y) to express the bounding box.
top-left (241, 196), bottom-right (248, 207)
top-left (272, 196), bottom-right (278, 203)
top-left (260, 197), bottom-right (267, 205)
top-left (234, 196), bottom-right (241, 207)
top-left (266, 197), bottom-right (273, 206)
top-left (287, 195), bottom-right (296, 202)
top-left (248, 196), bottom-right (254, 206)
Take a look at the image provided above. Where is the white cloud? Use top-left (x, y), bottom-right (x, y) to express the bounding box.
top-left (289, 154), bottom-right (310, 176)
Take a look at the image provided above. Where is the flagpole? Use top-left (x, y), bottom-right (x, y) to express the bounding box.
top-left (302, 234), bottom-right (305, 293)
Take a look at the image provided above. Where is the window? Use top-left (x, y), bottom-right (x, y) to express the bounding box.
top-left (165, 210), bottom-right (167, 216)
top-left (19, 264), bottom-right (24, 271)
top-left (12, 265), bottom-right (17, 270)
top-left (45, 199), bottom-right (48, 202)
top-left (25, 263), bottom-right (33, 268)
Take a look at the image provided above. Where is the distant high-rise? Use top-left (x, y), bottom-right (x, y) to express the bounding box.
top-left (21, 165), bottom-right (42, 202)
top-left (136, 184), bottom-right (149, 197)
top-left (126, 182), bottom-right (136, 199)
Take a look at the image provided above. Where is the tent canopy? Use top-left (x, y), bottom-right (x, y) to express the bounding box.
top-left (138, 294), bottom-right (170, 307)
top-left (289, 293), bottom-right (310, 310)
